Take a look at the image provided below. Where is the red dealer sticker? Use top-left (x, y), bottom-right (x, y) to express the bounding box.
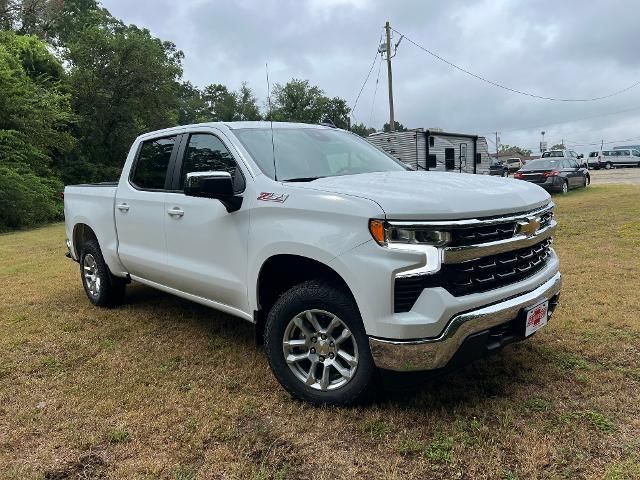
top-left (525, 300), bottom-right (549, 337)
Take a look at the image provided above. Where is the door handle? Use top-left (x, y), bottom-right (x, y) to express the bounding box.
top-left (167, 207), bottom-right (184, 217)
top-left (117, 203), bottom-right (130, 212)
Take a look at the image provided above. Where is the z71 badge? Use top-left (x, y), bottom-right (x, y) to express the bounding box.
top-left (257, 192), bottom-right (289, 203)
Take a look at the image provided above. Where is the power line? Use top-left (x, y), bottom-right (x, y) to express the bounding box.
top-left (392, 27), bottom-right (640, 102)
top-left (369, 53), bottom-right (383, 126)
top-left (351, 31), bottom-right (383, 118)
top-left (498, 105), bottom-right (640, 134)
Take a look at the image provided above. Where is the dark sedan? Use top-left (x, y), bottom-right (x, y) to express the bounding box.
top-left (513, 158), bottom-right (590, 194)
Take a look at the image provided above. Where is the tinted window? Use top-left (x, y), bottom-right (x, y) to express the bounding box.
top-left (620, 150), bottom-right (630, 156)
top-left (588, 152), bottom-right (598, 157)
top-left (131, 136), bottom-right (176, 189)
top-left (569, 159), bottom-right (579, 169)
top-left (180, 134), bottom-right (245, 191)
top-left (524, 159), bottom-right (560, 169)
top-left (633, 150), bottom-right (640, 157)
top-left (541, 150), bottom-right (564, 158)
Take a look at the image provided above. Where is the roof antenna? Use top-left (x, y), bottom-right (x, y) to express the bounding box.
top-left (266, 62), bottom-right (277, 181)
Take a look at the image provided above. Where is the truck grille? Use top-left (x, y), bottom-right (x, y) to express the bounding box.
top-left (394, 239), bottom-right (553, 312)
top-left (440, 238), bottom-right (552, 296)
top-left (449, 210), bottom-right (553, 247)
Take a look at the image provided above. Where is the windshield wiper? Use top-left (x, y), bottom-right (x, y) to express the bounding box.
top-left (282, 176), bottom-right (324, 182)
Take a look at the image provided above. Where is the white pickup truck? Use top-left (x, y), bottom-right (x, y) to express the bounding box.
top-left (64, 122), bottom-right (562, 405)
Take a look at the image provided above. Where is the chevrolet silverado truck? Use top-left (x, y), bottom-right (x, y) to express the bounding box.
top-left (64, 122), bottom-right (562, 406)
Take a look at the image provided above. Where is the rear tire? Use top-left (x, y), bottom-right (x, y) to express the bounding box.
top-left (605, 162), bottom-right (612, 170)
top-left (80, 240), bottom-right (126, 307)
top-left (264, 280), bottom-right (376, 406)
top-left (561, 180), bottom-right (569, 194)
top-left (502, 170), bottom-right (508, 177)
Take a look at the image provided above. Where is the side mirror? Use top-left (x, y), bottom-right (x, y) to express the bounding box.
top-left (184, 171), bottom-right (242, 212)
top-left (577, 154), bottom-right (584, 159)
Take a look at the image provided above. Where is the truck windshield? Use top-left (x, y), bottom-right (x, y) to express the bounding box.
top-left (233, 127), bottom-right (408, 181)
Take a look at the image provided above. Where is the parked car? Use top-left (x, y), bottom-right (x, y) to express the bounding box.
top-left (540, 149), bottom-right (587, 168)
top-left (489, 159), bottom-right (509, 176)
top-left (586, 149), bottom-right (640, 169)
top-left (64, 122), bottom-right (562, 406)
top-left (514, 158), bottom-right (590, 193)
top-left (506, 158), bottom-right (522, 173)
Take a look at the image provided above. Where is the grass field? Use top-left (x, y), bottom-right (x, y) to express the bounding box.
top-left (1, 185), bottom-right (639, 479)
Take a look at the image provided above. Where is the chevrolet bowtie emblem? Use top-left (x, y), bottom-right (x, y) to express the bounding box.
top-left (517, 217), bottom-right (541, 237)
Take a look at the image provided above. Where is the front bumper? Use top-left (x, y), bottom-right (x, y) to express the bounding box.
top-left (368, 271), bottom-right (562, 371)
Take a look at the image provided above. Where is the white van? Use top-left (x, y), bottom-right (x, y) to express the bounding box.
top-left (587, 149), bottom-right (640, 169)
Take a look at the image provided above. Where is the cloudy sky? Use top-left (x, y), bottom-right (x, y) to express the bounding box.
top-left (103, 0), bottom-right (640, 154)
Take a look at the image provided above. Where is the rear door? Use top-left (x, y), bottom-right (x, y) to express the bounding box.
top-left (163, 128), bottom-right (251, 313)
top-left (115, 135), bottom-right (179, 283)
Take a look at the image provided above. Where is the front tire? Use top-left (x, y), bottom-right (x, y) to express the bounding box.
top-left (80, 240), bottom-right (126, 307)
top-left (264, 280), bottom-right (376, 406)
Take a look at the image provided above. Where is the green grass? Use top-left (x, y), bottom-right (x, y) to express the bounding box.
top-left (1, 185), bottom-right (639, 479)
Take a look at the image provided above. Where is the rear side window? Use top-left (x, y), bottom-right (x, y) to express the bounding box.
top-left (180, 133), bottom-right (245, 192)
top-left (131, 136), bottom-right (176, 189)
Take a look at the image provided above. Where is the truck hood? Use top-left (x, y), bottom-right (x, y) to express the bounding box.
top-left (298, 171), bottom-right (551, 220)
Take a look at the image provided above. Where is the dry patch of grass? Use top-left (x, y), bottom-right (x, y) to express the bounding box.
top-left (1, 185), bottom-right (639, 479)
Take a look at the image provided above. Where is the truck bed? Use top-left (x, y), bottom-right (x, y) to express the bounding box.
top-left (63, 183), bottom-right (121, 273)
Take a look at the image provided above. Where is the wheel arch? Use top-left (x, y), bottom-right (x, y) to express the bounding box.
top-left (253, 253), bottom-right (359, 344)
top-left (72, 222), bottom-right (99, 259)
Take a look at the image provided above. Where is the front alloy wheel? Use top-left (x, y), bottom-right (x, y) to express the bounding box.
top-left (283, 309), bottom-right (359, 392)
top-left (264, 280), bottom-right (376, 406)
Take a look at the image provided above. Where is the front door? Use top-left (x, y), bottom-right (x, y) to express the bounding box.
top-left (115, 135), bottom-right (179, 283)
top-left (164, 129), bottom-right (251, 313)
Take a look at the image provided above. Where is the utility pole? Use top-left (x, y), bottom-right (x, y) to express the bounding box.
top-left (495, 131), bottom-right (500, 160)
top-left (385, 21), bottom-right (395, 131)
top-left (601, 139), bottom-right (604, 150)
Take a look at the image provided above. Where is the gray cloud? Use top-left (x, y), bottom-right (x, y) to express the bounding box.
top-left (103, 0), bottom-right (640, 154)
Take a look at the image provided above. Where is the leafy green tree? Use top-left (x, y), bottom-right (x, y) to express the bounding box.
top-left (269, 78), bottom-right (350, 127)
top-left (351, 122), bottom-right (376, 137)
top-left (0, 30), bottom-right (71, 230)
top-left (234, 82), bottom-right (261, 121)
top-left (383, 121), bottom-right (408, 132)
top-left (550, 143), bottom-right (565, 150)
top-left (499, 144), bottom-right (533, 156)
top-left (176, 81), bottom-right (209, 125)
top-left (63, 14), bottom-right (184, 182)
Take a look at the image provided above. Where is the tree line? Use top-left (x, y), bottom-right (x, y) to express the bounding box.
top-left (0, 0), bottom-right (386, 231)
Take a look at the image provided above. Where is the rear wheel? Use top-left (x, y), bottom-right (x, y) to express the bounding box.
top-left (605, 162), bottom-right (613, 170)
top-left (264, 280), bottom-right (376, 406)
top-left (561, 180), bottom-right (569, 194)
top-left (80, 240), bottom-right (126, 307)
top-left (585, 175), bottom-right (590, 187)
top-left (502, 169), bottom-right (508, 177)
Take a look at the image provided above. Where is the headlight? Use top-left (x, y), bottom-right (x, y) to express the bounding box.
top-left (369, 220), bottom-right (451, 247)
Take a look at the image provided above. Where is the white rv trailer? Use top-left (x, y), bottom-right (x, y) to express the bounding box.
top-left (367, 128), bottom-right (492, 174)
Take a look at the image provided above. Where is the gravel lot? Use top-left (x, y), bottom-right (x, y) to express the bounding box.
top-left (589, 167), bottom-right (640, 185)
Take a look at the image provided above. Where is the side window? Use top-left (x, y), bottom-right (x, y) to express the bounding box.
top-left (131, 136), bottom-right (176, 190)
top-left (570, 159), bottom-right (579, 169)
top-left (634, 150), bottom-right (640, 157)
top-left (429, 136), bottom-right (435, 147)
top-left (180, 133), bottom-right (245, 192)
top-left (561, 159), bottom-right (570, 169)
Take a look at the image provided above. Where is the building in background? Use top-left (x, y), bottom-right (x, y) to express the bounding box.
top-left (367, 128), bottom-right (492, 174)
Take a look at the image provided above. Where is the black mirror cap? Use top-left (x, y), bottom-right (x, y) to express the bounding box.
top-left (184, 173), bottom-right (242, 212)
